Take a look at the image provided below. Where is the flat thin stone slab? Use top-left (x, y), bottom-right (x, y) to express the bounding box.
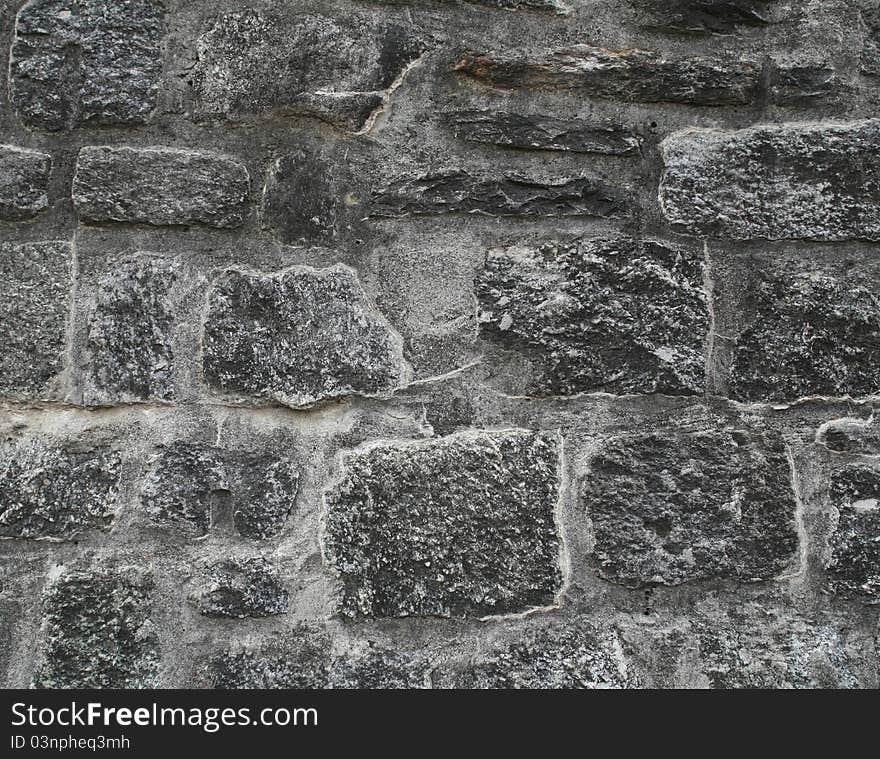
top-left (323, 430), bottom-right (563, 619)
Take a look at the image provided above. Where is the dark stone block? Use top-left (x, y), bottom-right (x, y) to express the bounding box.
top-left (203, 266), bottom-right (407, 409)
top-left (34, 567), bottom-right (159, 688)
top-left (639, 0), bottom-right (774, 35)
top-left (438, 621), bottom-right (634, 688)
top-left (817, 417), bottom-right (880, 455)
top-left (862, 7), bottom-right (880, 76)
top-left (371, 171), bottom-right (625, 219)
top-left (660, 121), bottom-right (880, 240)
top-left (323, 430), bottom-right (563, 619)
top-left (192, 558), bottom-right (289, 619)
top-left (261, 152), bottom-right (338, 245)
top-left (0, 145), bottom-right (51, 220)
top-left (10, 0), bottom-right (164, 131)
top-left (0, 241), bottom-right (71, 400)
top-left (476, 238), bottom-right (708, 396)
top-left (826, 465), bottom-right (880, 604)
top-left (768, 63), bottom-right (840, 107)
top-left (728, 269), bottom-right (880, 402)
top-left (210, 628), bottom-right (330, 688)
top-left (329, 648), bottom-right (430, 689)
top-left (453, 45), bottom-right (759, 105)
top-left (190, 10), bottom-right (427, 132)
top-left (84, 258), bottom-right (178, 404)
top-left (140, 442), bottom-right (300, 539)
top-left (582, 429), bottom-right (798, 587)
top-left (0, 440), bottom-right (120, 539)
top-left (73, 147), bottom-right (250, 229)
top-left (446, 111), bottom-right (640, 155)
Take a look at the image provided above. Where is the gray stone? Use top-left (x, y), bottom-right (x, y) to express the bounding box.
top-left (190, 10), bottom-right (427, 132)
top-left (140, 443), bottom-right (300, 539)
top-left (660, 121), bottom-right (880, 240)
top-left (371, 171), bottom-right (625, 219)
top-left (0, 440), bottom-right (120, 539)
top-left (453, 45), bottom-right (759, 105)
top-left (84, 258), bottom-right (178, 404)
top-left (0, 241), bottom-right (71, 400)
top-left (769, 63), bottom-right (840, 107)
top-left (192, 558), bottom-right (289, 619)
top-left (34, 567), bottom-right (159, 688)
top-left (862, 6), bottom-right (880, 75)
top-left (323, 430), bottom-right (563, 619)
top-left (826, 465), bottom-right (880, 604)
top-left (210, 628), bottom-right (330, 688)
top-left (446, 111), bottom-right (640, 155)
top-left (817, 417), bottom-right (880, 455)
top-left (582, 429), bottom-right (798, 587)
top-left (476, 238), bottom-right (708, 396)
top-left (0, 146), bottom-right (51, 220)
top-left (329, 647), bottom-right (431, 689)
top-left (728, 269), bottom-right (880, 402)
top-left (438, 621), bottom-right (634, 688)
top-left (10, 0), bottom-right (164, 131)
top-left (203, 266), bottom-right (407, 409)
top-left (638, 0), bottom-right (775, 34)
top-left (73, 147), bottom-right (250, 229)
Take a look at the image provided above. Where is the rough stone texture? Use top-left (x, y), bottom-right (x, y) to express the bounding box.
top-left (445, 112), bottom-right (641, 155)
top-left (140, 443), bottom-right (300, 539)
top-left (192, 558), bottom-right (289, 619)
top-left (0, 241), bottom-right (71, 400)
top-left (660, 121), bottom-right (880, 241)
top-left (639, 0), bottom-right (775, 34)
top-left (84, 258), bottom-right (178, 404)
top-left (438, 622), bottom-right (635, 688)
top-left (34, 567), bottom-right (159, 688)
top-left (203, 266), bottom-right (407, 409)
top-left (826, 465), bottom-right (880, 604)
top-left (371, 171), bottom-right (624, 218)
top-left (453, 45), bottom-right (759, 105)
top-left (190, 11), bottom-right (427, 132)
top-left (329, 648), bottom-right (430, 689)
top-left (0, 145), bottom-right (51, 220)
top-left (769, 63), bottom-right (840, 107)
top-left (10, 0), bottom-right (165, 131)
top-left (862, 6), bottom-right (880, 75)
top-left (583, 429), bottom-right (798, 587)
top-left (210, 628), bottom-right (330, 689)
top-left (475, 238), bottom-right (708, 396)
top-left (817, 417), bottom-right (880, 455)
top-left (0, 440), bottom-right (120, 539)
top-left (73, 147), bottom-right (250, 229)
top-left (323, 430), bottom-right (562, 619)
top-left (728, 269), bottom-right (880, 402)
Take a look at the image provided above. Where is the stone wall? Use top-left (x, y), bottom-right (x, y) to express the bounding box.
top-left (1, 0), bottom-right (879, 689)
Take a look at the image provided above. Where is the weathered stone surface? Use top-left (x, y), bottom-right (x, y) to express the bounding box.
top-left (438, 622), bottom-right (634, 688)
top-left (323, 430), bottom-right (563, 619)
top-left (0, 241), bottom-right (71, 399)
top-left (329, 648), bottom-right (430, 689)
top-left (0, 440), bottom-right (120, 540)
top-left (446, 111), bottom-right (640, 155)
top-left (453, 45), bottom-right (759, 105)
top-left (0, 146), bottom-right (51, 220)
top-left (261, 153), bottom-right (338, 245)
top-left (210, 628), bottom-right (330, 689)
top-left (817, 417), bottom-right (880, 455)
top-left (371, 171), bottom-right (624, 218)
top-left (462, 0), bottom-right (568, 9)
top-left (769, 63), bottom-right (839, 107)
top-left (190, 10), bottom-right (427, 132)
top-left (34, 567), bottom-right (158, 688)
top-left (728, 270), bottom-right (880, 402)
top-left (73, 147), bottom-right (250, 229)
top-left (660, 121), bottom-right (880, 241)
top-left (639, 0), bottom-right (774, 34)
top-left (192, 558), bottom-right (289, 619)
top-left (476, 238), bottom-right (708, 396)
top-left (862, 7), bottom-right (880, 76)
top-left (583, 429), bottom-right (798, 587)
top-left (10, 0), bottom-right (164, 131)
top-left (826, 465), bottom-right (880, 604)
top-left (141, 443), bottom-right (300, 539)
top-left (85, 258), bottom-right (178, 404)
top-left (203, 266), bottom-right (407, 408)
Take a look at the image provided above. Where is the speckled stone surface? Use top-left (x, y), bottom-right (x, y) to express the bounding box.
top-left (323, 429), bottom-right (563, 619)
top-left (192, 557), bottom-right (289, 619)
top-left (0, 145), bottom-right (51, 220)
